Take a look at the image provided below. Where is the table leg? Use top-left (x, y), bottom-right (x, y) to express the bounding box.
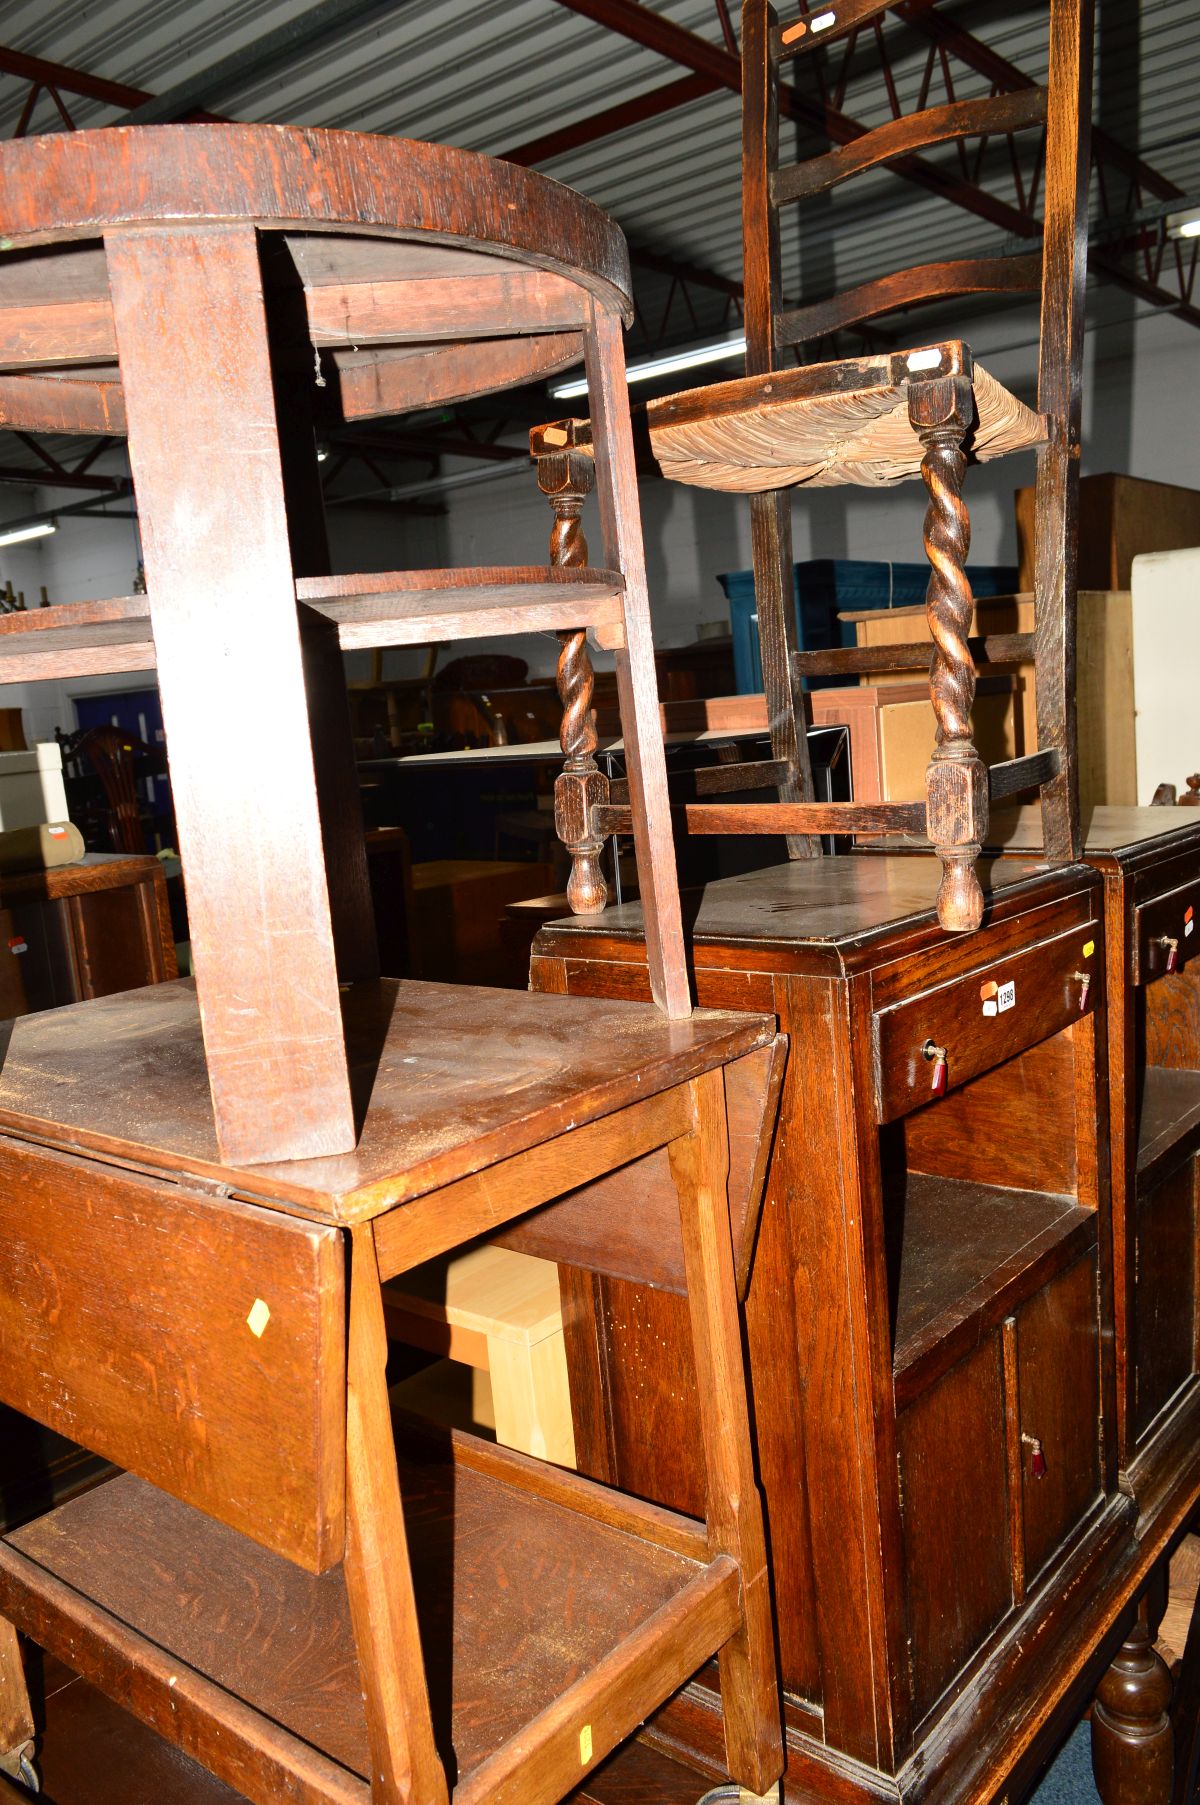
top-left (105, 223), bottom-right (355, 1165)
top-left (583, 305), bottom-right (690, 1020)
top-left (345, 1223), bottom-right (449, 1805)
top-left (0, 1616), bottom-right (34, 1788)
top-left (670, 1068), bottom-right (783, 1798)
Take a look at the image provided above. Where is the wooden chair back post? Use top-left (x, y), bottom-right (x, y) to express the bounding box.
top-left (743, 1), bottom-right (820, 857)
top-left (1033, 0), bottom-right (1096, 864)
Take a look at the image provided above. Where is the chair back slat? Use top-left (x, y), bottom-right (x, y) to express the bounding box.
top-left (777, 252), bottom-right (1043, 347)
top-left (775, 89), bottom-right (1047, 204)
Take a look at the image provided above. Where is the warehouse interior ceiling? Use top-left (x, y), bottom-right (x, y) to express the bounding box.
top-left (0, 0), bottom-right (1195, 516)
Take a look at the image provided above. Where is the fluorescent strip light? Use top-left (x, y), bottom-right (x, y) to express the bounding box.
top-left (0, 520), bottom-right (56, 548)
top-left (1167, 206), bottom-right (1200, 239)
top-left (551, 331), bottom-right (747, 400)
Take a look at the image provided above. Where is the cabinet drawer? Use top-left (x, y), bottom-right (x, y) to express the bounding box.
top-left (873, 918), bottom-right (1101, 1123)
top-left (1134, 875), bottom-right (1200, 985)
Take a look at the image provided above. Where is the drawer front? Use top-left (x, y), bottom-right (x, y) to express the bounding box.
top-left (0, 1137), bottom-right (345, 1573)
top-left (873, 918), bottom-right (1101, 1123)
top-left (1017, 1251), bottom-right (1102, 1583)
top-left (1134, 875), bottom-right (1200, 986)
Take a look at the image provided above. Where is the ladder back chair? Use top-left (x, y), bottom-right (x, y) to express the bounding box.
top-left (0, 123), bottom-right (692, 1166)
top-left (646, 0), bottom-right (1095, 932)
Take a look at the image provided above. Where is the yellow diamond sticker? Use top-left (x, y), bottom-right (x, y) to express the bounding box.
top-left (247, 1298), bottom-right (271, 1338)
top-left (579, 1725), bottom-right (593, 1766)
top-left (1083, 940), bottom-right (1095, 958)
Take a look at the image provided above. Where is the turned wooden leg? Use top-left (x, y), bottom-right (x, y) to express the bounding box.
top-left (532, 419), bottom-right (610, 916)
top-left (0, 1616), bottom-right (35, 1787)
top-left (669, 1068), bottom-right (783, 1796)
top-left (910, 374), bottom-right (987, 935)
top-left (344, 1223), bottom-right (450, 1805)
top-left (1092, 1603), bottom-right (1174, 1805)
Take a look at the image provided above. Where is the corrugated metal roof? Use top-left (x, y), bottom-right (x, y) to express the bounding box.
top-left (0, 1), bottom-right (1195, 372)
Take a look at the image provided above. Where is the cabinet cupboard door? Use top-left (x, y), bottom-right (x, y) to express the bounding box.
top-left (1134, 1155), bottom-right (1198, 1440)
top-left (1017, 1252), bottom-right (1102, 1582)
top-left (897, 1336), bottom-right (1012, 1724)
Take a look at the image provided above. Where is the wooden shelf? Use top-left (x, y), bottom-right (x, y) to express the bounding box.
top-left (1137, 1065), bottom-right (1200, 1194)
top-left (892, 1173), bottom-right (1095, 1406)
top-left (0, 1437), bottom-right (739, 1805)
top-left (0, 568), bottom-right (625, 682)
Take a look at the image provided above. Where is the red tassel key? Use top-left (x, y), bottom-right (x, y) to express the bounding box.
top-left (1073, 970), bottom-right (1091, 1013)
top-left (923, 1040), bottom-right (948, 1097)
top-left (1160, 936), bottom-right (1180, 974)
top-left (1022, 1433), bottom-right (1048, 1479)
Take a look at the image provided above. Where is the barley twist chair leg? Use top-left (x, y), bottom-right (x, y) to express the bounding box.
top-left (911, 374), bottom-right (988, 934)
top-left (532, 420), bottom-right (610, 915)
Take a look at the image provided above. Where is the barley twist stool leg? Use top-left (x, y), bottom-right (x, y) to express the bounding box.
top-left (910, 374), bottom-right (987, 934)
top-left (532, 421), bottom-right (610, 914)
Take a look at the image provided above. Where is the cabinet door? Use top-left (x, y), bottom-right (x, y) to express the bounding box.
top-left (1134, 1155), bottom-right (1198, 1440)
top-left (1017, 1252), bottom-right (1102, 1582)
top-left (897, 1335), bottom-right (1012, 1725)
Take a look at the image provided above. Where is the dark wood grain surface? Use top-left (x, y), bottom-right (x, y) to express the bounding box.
top-left (0, 1138), bottom-right (345, 1573)
top-left (0, 126), bottom-right (631, 317)
top-left (537, 853), bottom-right (1079, 972)
top-left (3, 1452), bottom-right (716, 1792)
top-left (0, 977), bottom-right (773, 1215)
top-left (890, 1170), bottom-right (1091, 1400)
top-left (991, 806), bottom-right (1200, 861)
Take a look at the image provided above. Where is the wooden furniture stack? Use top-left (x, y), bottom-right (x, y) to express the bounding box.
top-left (0, 124), bottom-right (788, 1805)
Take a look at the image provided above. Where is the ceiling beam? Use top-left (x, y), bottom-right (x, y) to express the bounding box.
top-left (0, 464), bottom-right (124, 492)
top-left (502, 71), bottom-right (718, 167)
top-left (0, 45), bottom-right (151, 111)
top-left (550, 0), bottom-right (1033, 238)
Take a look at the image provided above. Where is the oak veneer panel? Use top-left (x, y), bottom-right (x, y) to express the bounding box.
top-left (2, 1455), bottom-right (715, 1788)
top-left (897, 1337), bottom-right (1012, 1724)
top-left (0, 977), bottom-right (774, 1222)
top-left (1143, 968), bottom-right (1200, 1073)
top-left (0, 1140), bottom-right (345, 1573)
top-left (1134, 1157), bottom-right (1198, 1439)
top-left (889, 1172), bottom-right (1093, 1404)
top-left (901, 1032), bottom-right (1078, 1198)
top-left (1017, 1253), bottom-right (1102, 1583)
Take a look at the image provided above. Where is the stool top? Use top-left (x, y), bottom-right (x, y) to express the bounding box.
top-left (0, 124), bottom-right (631, 311)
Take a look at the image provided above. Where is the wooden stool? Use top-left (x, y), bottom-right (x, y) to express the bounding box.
top-left (0, 122), bottom-right (689, 1168)
top-left (383, 1246), bottom-right (576, 1465)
